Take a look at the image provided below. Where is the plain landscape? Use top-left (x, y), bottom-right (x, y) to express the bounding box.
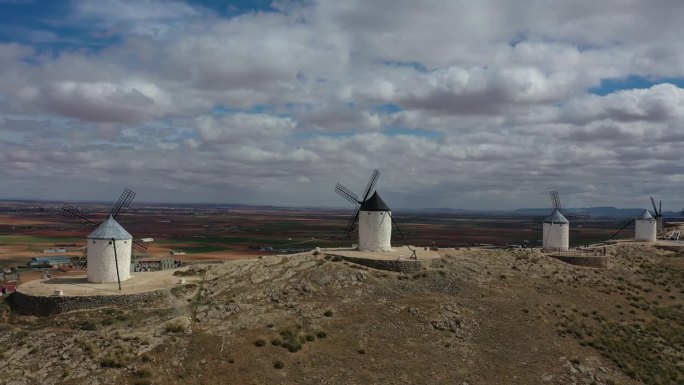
top-left (1, 202), bottom-right (683, 385)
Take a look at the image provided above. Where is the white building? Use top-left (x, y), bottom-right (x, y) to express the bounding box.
top-left (635, 209), bottom-right (657, 242)
top-left (86, 216), bottom-right (133, 283)
top-left (543, 209), bottom-right (569, 251)
top-left (358, 192), bottom-right (392, 252)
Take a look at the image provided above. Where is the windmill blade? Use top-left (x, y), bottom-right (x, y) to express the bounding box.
top-left (659, 200), bottom-right (662, 216)
top-left (361, 169), bottom-right (380, 202)
top-left (132, 238), bottom-right (149, 254)
top-left (335, 183), bottom-right (360, 206)
top-left (75, 249), bottom-right (87, 269)
top-left (110, 188), bottom-right (136, 219)
top-left (60, 205), bottom-right (100, 228)
top-left (650, 197), bottom-right (658, 214)
top-left (344, 211), bottom-right (360, 238)
top-left (566, 208), bottom-right (590, 221)
top-left (550, 190), bottom-right (562, 211)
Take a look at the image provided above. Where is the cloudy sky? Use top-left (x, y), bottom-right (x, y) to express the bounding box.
top-left (1, 0), bottom-right (683, 210)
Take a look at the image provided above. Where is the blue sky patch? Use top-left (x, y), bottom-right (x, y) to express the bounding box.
top-left (374, 103), bottom-right (403, 114)
top-left (187, 0), bottom-right (276, 17)
top-left (385, 127), bottom-right (441, 138)
top-left (590, 75), bottom-right (684, 95)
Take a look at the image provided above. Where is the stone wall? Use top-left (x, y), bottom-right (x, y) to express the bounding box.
top-left (550, 255), bottom-right (609, 268)
top-left (9, 289), bottom-right (167, 316)
top-left (336, 255), bottom-right (429, 274)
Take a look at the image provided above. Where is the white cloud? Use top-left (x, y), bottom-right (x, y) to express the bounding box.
top-left (0, 0), bottom-right (684, 209)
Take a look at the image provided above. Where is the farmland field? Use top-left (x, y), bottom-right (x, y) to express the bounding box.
top-left (0, 200), bottom-right (637, 269)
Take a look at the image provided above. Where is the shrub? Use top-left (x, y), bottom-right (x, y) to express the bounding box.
top-left (137, 367), bottom-right (152, 378)
top-left (271, 339), bottom-right (282, 346)
top-left (324, 310), bottom-right (333, 317)
top-left (164, 322), bottom-right (186, 333)
top-left (254, 339), bottom-right (266, 347)
top-left (305, 334), bottom-right (315, 342)
top-left (282, 340), bottom-right (301, 353)
top-left (316, 331), bottom-right (327, 339)
top-left (100, 354), bottom-right (129, 368)
top-left (357, 349), bottom-right (365, 354)
top-left (273, 360), bottom-right (285, 369)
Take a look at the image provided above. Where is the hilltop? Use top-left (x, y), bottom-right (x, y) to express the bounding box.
top-left (0, 244), bottom-right (682, 385)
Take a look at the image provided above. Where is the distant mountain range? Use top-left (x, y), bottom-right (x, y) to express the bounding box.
top-left (0, 199), bottom-right (682, 218)
top-left (409, 206), bottom-right (683, 218)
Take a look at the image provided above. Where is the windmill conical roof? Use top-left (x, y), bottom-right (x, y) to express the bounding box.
top-left (360, 191), bottom-right (391, 211)
top-left (87, 215), bottom-right (132, 240)
top-left (636, 209), bottom-right (654, 220)
top-left (544, 209), bottom-right (569, 224)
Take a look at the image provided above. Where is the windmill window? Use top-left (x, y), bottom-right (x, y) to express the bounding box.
top-left (108, 241), bottom-right (112, 245)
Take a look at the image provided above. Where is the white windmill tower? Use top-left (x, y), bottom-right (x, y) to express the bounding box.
top-left (357, 191), bottom-right (392, 251)
top-left (86, 215), bottom-right (133, 285)
top-left (635, 209), bottom-right (657, 242)
top-left (335, 169), bottom-right (394, 252)
top-left (543, 209), bottom-right (569, 251)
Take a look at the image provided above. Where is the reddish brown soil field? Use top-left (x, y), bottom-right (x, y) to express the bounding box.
top-left (0, 200), bottom-right (629, 273)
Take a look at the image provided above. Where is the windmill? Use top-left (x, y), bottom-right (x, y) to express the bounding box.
top-left (335, 169), bottom-right (416, 258)
top-left (60, 188), bottom-right (149, 269)
top-left (550, 190), bottom-right (590, 221)
top-left (605, 209), bottom-right (656, 243)
top-left (86, 215), bottom-right (133, 290)
top-left (542, 207), bottom-right (569, 251)
top-left (649, 196), bottom-right (664, 237)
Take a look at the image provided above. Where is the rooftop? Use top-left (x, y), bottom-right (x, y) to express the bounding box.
top-left (87, 215), bottom-right (132, 240)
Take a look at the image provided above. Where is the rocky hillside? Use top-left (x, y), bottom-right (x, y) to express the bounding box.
top-left (0, 245), bottom-right (682, 385)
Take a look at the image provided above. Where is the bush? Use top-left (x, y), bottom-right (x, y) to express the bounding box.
top-left (305, 334), bottom-right (315, 342)
top-left (315, 331), bottom-right (327, 339)
top-left (137, 368), bottom-right (152, 378)
top-left (324, 310), bottom-right (333, 317)
top-left (282, 340), bottom-right (301, 353)
top-left (164, 322), bottom-right (186, 333)
top-left (100, 354), bottom-right (129, 368)
top-left (254, 339), bottom-right (266, 347)
top-left (273, 360), bottom-right (285, 369)
top-left (357, 349), bottom-right (365, 354)
top-left (271, 339), bottom-right (281, 346)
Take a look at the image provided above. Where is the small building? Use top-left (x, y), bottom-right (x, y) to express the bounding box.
top-left (543, 209), bottom-right (569, 251)
top-left (358, 191), bottom-right (392, 252)
top-left (635, 209), bottom-right (657, 242)
top-left (87, 216), bottom-right (132, 284)
top-left (30, 255), bottom-right (73, 267)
